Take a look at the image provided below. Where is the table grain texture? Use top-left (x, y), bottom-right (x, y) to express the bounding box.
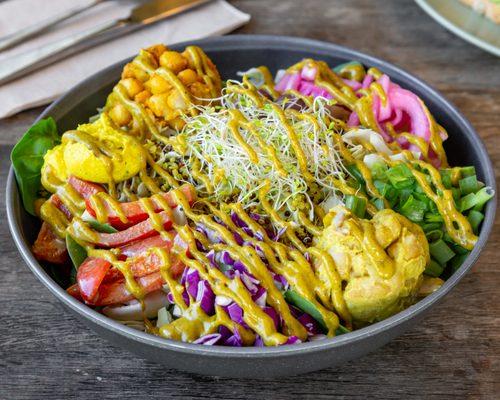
top-left (1, 0), bottom-right (499, 399)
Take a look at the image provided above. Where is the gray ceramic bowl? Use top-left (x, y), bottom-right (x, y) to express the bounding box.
top-left (6, 35), bottom-right (496, 378)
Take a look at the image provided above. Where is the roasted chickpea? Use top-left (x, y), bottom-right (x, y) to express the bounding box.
top-left (167, 90), bottom-right (187, 110)
top-left (134, 90), bottom-right (151, 104)
top-left (147, 75), bottom-right (171, 95)
top-left (130, 65), bottom-right (149, 82)
top-left (121, 64), bottom-right (135, 79)
top-left (121, 78), bottom-right (143, 98)
top-left (160, 51), bottom-right (188, 74)
top-left (108, 104), bottom-right (132, 126)
top-left (177, 68), bottom-right (199, 86)
top-left (181, 50), bottom-right (195, 69)
top-left (169, 117), bottom-right (186, 131)
top-left (147, 93), bottom-right (170, 117)
top-left (147, 44), bottom-right (168, 61)
top-left (189, 81), bottom-right (210, 99)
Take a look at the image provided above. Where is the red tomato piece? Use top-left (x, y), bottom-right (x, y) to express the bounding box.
top-left (77, 257), bottom-right (112, 303)
top-left (67, 283), bottom-right (82, 300)
top-left (32, 222), bottom-right (68, 264)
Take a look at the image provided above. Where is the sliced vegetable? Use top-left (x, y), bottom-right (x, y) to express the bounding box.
top-left (459, 175), bottom-right (478, 196)
top-left (93, 272), bottom-right (164, 306)
top-left (399, 195), bottom-right (427, 222)
top-left (284, 289), bottom-right (327, 331)
top-left (344, 195), bottom-right (367, 218)
top-left (93, 211), bottom-right (174, 248)
top-left (77, 257), bottom-right (112, 303)
top-left (459, 187), bottom-right (494, 212)
top-left (88, 219), bottom-right (118, 233)
top-left (424, 259), bottom-right (444, 277)
top-left (82, 183), bottom-right (195, 229)
top-left (467, 210), bottom-right (484, 235)
top-left (346, 164), bottom-right (365, 185)
top-left (449, 253), bottom-right (470, 273)
top-left (119, 233), bottom-right (174, 259)
top-left (284, 290), bottom-right (350, 336)
top-left (460, 166), bottom-right (475, 178)
top-left (11, 118), bottom-right (60, 215)
top-left (32, 222), bottom-right (68, 264)
top-left (429, 239), bottom-right (455, 265)
top-left (66, 235), bottom-right (87, 283)
top-left (386, 164), bottom-right (415, 189)
top-left (439, 169), bottom-right (453, 189)
top-left (68, 175), bottom-right (104, 199)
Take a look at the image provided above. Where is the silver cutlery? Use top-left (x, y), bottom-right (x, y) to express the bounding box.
top-left (0, 0), bottom-right (211, 85)
top-left (0, 0), bottom-right (106, 52)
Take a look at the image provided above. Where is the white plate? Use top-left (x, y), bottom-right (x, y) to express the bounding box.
top-left (415, 0), bottom-right (500, 57)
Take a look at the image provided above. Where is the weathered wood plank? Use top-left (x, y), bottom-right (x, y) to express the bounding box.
top-left (0, 0), bottom-right (499, 399)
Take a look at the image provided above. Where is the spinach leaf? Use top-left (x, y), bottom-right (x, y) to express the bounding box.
top-left (11, 118), bottom-right (60, 216)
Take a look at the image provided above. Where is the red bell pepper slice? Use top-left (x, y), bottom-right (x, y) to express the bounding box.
top-left (77, 257), bottom-right (112, 303)
top-left (92, 211), bottom-right (174, 248)
top-left (93, 272), bottom-right (164, 306)
top-left (50, 195), bottom-right (72, 220)
top-left (119, 232), bottom-right (175, 259)
top-left (68, 176), bottom-right (195, 229)
top-left (68, 175), bottom-right (104, 200)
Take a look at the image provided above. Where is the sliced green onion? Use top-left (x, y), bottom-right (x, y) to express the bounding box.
top-left (421, 222), bottom-right (442, 233)
top-left (459, 175), bottom-right (478, 196)
top-left (442, 231), bottom-right (454, 244)
top-left (346, 164), bottom-right (365, 185)
top-left (370, 162), bottom-right (388, 180)
top-left (386, 164), bottom-right (415, 189)
top-left (460, 166), bottom-right (476, 178)
top-left (424, 213), bottom-right (443, 223)
top-left (451, 187), bottom-right (461, 202)
top-left (374, 180), bottom-right (397, 200)
top-left (345, 195), bottom-right (367, 218)
top-left (371, 198), bottom-right (385, 210)
top-left (429, 239), bottom-right (456, 265)
top-left (399, 195), bottom-right (427, 222)
top-left (425, 259), bottom-right (444, 277)
top-left (459, 187), bottom-right (495, 212)
top-left (449, 253), bottom-right (470, 273)
top-left (439, 169), bottom-right (453, 189)
top-left (425, 229), bottom-right (443, 242)
top-left (451, 244), bottom-right (469, 255)
top-left (467, 210), bottom-right (484, 234)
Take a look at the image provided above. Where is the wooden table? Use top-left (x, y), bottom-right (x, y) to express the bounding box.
top-left (1, 0), bottom-right (499, 398)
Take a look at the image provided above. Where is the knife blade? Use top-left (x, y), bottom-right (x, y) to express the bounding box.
top-left (0, 0), bottom-right (211, 85)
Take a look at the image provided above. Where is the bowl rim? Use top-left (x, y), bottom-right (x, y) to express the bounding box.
top-left (6, 34), bottom-right (497, 358)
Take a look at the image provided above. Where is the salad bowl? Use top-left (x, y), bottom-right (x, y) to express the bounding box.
top-left (6, 35), bottom-right (496, 378)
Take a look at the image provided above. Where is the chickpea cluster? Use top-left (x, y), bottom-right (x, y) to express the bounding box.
top-left (107, 44), bottom-right (221, 132)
